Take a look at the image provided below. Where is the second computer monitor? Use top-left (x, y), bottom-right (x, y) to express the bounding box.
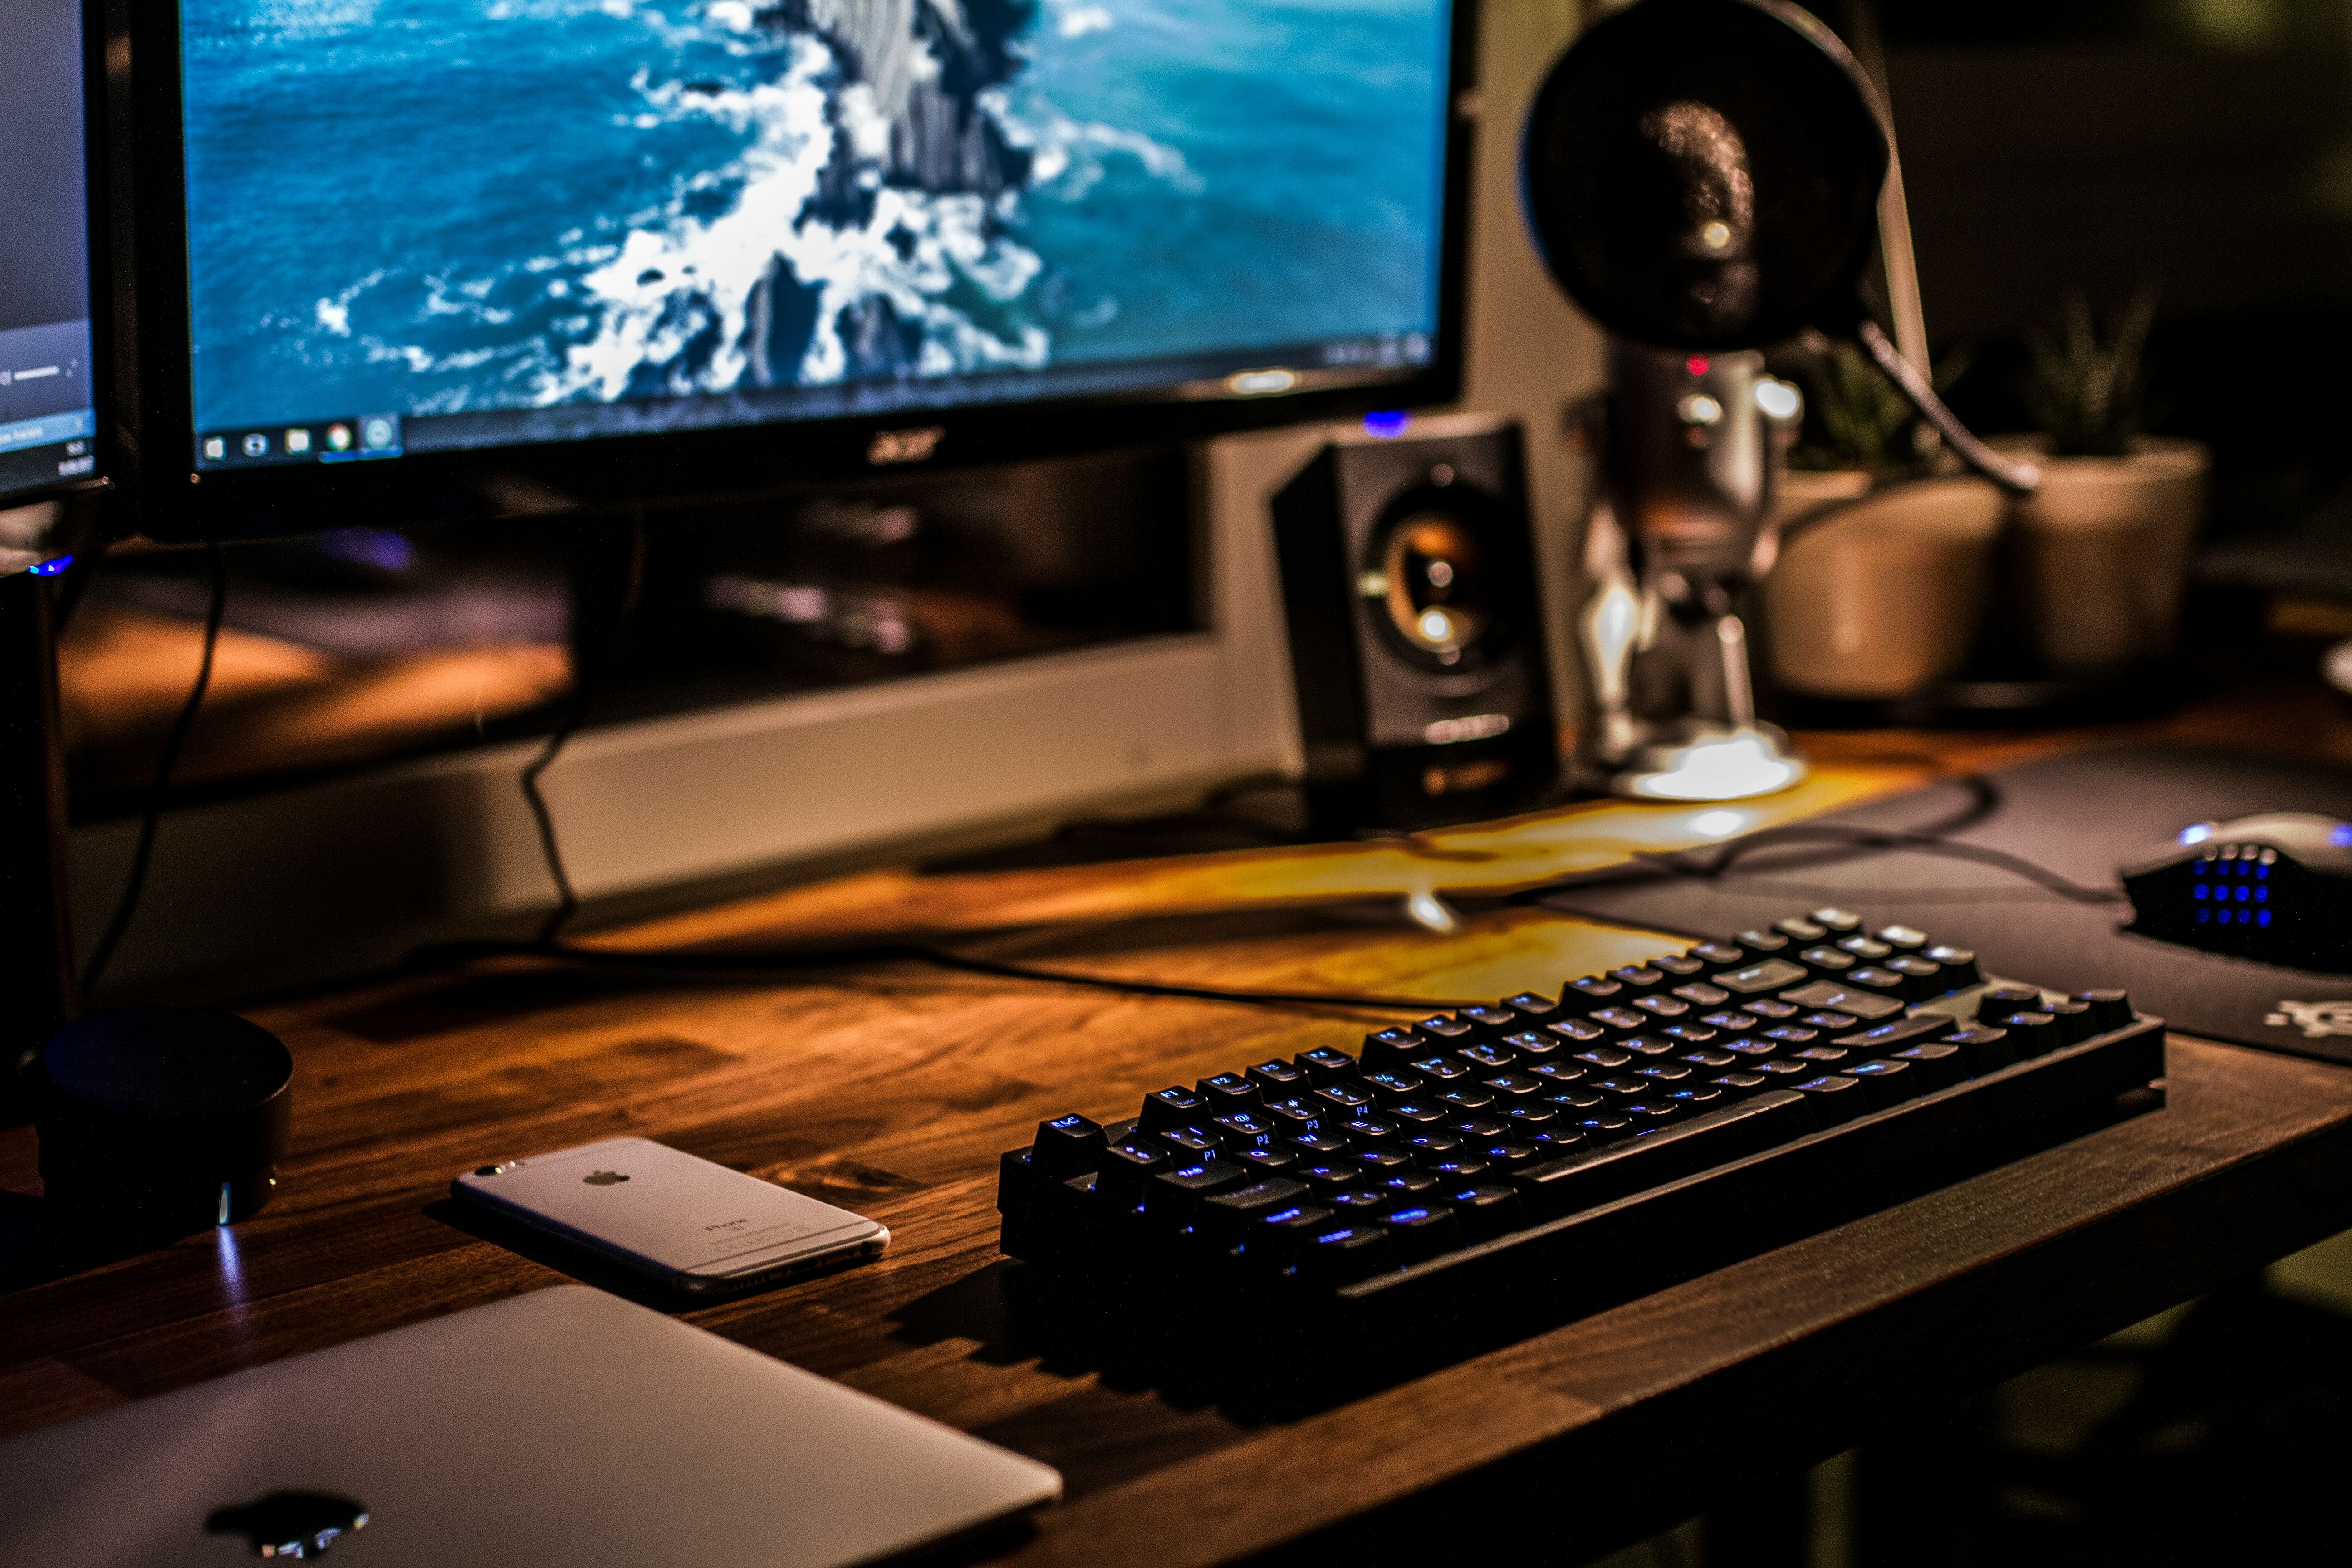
top-left (0, 0), bottom-right (103, 511)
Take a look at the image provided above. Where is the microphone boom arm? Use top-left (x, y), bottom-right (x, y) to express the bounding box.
top-left (1856, 318), bottom-right (2040, 495)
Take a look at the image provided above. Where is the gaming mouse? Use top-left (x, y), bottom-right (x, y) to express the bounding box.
top-left (2119, 812), bottom-right (2352, 971)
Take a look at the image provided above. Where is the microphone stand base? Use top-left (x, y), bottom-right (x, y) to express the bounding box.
top-left (1577, 722), bottom-right (1808, 803)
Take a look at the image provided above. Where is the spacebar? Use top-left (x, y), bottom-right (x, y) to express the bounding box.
top-left (1511, 1092), bottom-right (1809, 1218)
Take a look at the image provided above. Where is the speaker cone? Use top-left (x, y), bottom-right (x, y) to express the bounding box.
top-left (1365, 486), bottom-right (1511, 672)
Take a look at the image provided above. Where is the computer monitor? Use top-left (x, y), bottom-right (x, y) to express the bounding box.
top-left (1, 0), bottom-right (106, 514)
top-left (3, 0), bottom-right (110, 1101)
top-left (124, 0), bottom-right (1473, 539)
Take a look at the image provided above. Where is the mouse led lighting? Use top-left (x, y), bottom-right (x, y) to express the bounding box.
top-left (2122, 811), bottom-right (2352, 968)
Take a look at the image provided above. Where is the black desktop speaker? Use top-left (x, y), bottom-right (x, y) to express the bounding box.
top-left (1272, 416), bottom-right (1559, 832)
top-left (36, 1008), bottom-right (293, 1248)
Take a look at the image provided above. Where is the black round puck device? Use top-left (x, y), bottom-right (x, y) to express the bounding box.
top-left (36, 1007), bottom-right (293, 1241)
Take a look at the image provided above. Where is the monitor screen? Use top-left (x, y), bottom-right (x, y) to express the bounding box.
top-left (169, 0), bottom-right (1460, 480)
top-left (1, 0), bottom-right (102, 507)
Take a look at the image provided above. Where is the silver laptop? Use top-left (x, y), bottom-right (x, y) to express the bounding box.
top-left (0, 1285), bottom-right (1060, 1565)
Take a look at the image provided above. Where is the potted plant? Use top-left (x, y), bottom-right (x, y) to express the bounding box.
top-left (1994, 287), bottom-right (2209, 672)
top-left (1761, 339), bottom-right (2005, 699)
top-left (1776, 337), bottom-right (1912, 520)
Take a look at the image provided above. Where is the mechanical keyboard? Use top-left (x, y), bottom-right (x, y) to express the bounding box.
top-left (995, 908), bottom-right (2166, 1349)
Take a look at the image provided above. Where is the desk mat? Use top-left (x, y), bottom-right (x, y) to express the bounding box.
top-left (1534, 743), bottom-right (2352, 1068)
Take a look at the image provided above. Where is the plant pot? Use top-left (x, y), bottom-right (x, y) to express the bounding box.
top-left (1761, 474), bottom-right (2007, 699)
top-left (1771, 467), bottom-right (1875, 528)
top-left (1989, 435), bottom-right (2210, 672)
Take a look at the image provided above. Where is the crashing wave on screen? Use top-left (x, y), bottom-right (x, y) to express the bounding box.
top-left (531, 0), bottom-right (1187, 405)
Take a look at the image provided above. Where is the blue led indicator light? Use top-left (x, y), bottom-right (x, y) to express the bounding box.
top-left (2334, 824), bottom-right (2352, 847)
top-left (28, 555), bottom-right (73, 576)
top-left (2260, 910), bottom-right (2273, 926)
top-left (1362, 410), bottom-right (1410, 439)
top-left (320, 526), bottom-right (414, 573)
top-left (2179, 824), bottom-right (2211, 845)
top-left (2195, 885), bottom-right (2208, 901)
top-left (1390, 1207), bottom-right (1429, 1223)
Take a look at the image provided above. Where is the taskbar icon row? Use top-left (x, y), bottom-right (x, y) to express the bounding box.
top-left (196, 414), bottom-right (402, 469)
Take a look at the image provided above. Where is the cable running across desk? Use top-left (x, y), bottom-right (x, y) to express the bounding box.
top-left (408, 936), bottom-right (1491, 1015)
top-left (467, 772), bottom-right (2121, 1014)
top-left (81, 544), bottom-right (228, 995)
top-left (1509, 774), bottom-right (2129, 910)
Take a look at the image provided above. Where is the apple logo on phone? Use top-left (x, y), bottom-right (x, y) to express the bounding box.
top-left (582, 1170), bottom-right (630, 1186)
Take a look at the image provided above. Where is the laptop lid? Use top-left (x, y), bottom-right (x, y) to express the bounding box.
top-left (0, 1285), bottom-right (1060, 1566)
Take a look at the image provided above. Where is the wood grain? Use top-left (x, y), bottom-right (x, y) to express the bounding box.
top-left (9, 696), bottom-right (2352, 1562)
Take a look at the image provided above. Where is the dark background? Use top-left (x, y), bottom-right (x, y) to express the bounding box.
top-left (1797, 0), bottom-right (2352, 565)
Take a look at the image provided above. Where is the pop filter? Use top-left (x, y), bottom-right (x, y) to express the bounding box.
top-left (1521, 0), bottom-right (2037, 493)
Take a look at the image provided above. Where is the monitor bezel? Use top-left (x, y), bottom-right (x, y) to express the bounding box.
top-left (124, 0), bottom-right (1480, 543)
top-left (3, 0), bottom-right (116, 519)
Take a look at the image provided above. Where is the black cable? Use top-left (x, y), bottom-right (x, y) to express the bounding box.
top-left (1515, 826), bottom-right (2127, 904)
top-left (1047, 813), bottom-right (1306, 851)
top-left (406, 935), bottom-right (1485, 1017)
top-left (449, 756), bottom-right (2086, 1013)
top-left (1909, 772), bottom-right (2004, 838)
top-left (426, 773), bottom-right (2070, 1013)
top-left (81, 543), bottom-right (227, 996)
top-left (1508, 773), bottom-right (2127, 909)
top-left (1618, 827), bottom-right (2119, 903)
top-left (482, 508), bottom-right (1487, 1014)
top-left (521, 510), bottom-right (646, 943)
top-left (1563, 875), bottom-right (2108, 907)
top-left (1857, 318), bottom-right (2041, 495)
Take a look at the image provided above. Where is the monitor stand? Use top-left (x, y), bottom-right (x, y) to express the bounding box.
top-left (2, 567), bottom-right (76, 1123)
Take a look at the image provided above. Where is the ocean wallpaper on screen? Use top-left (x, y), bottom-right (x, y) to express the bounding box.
top-left (180, 0), bottom-right (1450, 432)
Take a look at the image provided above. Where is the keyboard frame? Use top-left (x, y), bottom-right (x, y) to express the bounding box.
top-left (998, 975), bottom-right (2166, 1347)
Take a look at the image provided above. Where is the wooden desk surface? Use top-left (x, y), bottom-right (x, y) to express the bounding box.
top-left (10, 681), bottom-right (2352, 1563)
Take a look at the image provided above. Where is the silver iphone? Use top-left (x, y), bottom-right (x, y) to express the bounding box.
top-left (451, 1136), bottom-right (889, 1294)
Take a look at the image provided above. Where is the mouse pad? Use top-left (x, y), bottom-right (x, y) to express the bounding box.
top-left (1534, 743), bottom-right (2352, 1067)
